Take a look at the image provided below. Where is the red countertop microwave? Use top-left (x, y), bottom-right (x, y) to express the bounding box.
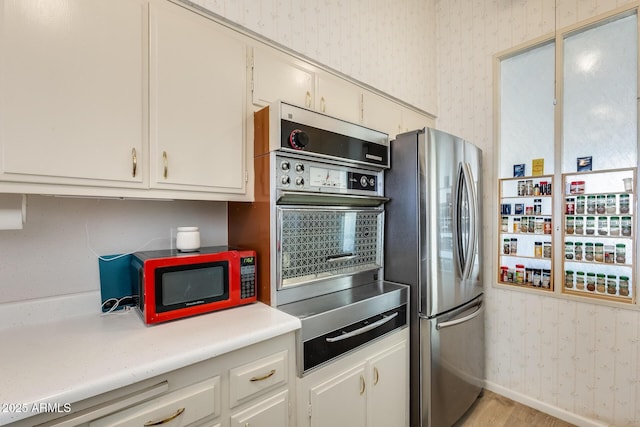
top-left (131, 246), bottom-right (257, 325)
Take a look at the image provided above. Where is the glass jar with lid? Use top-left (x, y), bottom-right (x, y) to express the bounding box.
top-left (621, 216), bottom-right (632, 236)
top-left (527, 216), bottom-right (535, 233)
top-left (542, 269), bottom-right (551, 288)
top-left (575, 271), bottom-right (585, 290)
top-left (606, 194), bottom-right (617, 213)
top-left (610, 216), bottom-right (620, 236)
top-left (535, 217), bottom-right (544, 234)
top-left (585, 216), bottom-right (596, 235)
top-left (534, 199), bottom-right (542, 215)
top-left (604, 245), bottom-right (615, 264)
top-left (565, 198), bottom-right (575, 215)
top-left (573, 242), bottom-right (583, 261)
top-left (606, 275), bottom-right (617, 295)
top-left (520, 216), bottom-right (528, 233)
top-left (597, 216), bottom-right (608, 235)
top-left (544, 218), bottom-right (552, 234)
top-left (575, 216), bottom-right (584, 235)
top-left (513, 217), bottom-right (520, 233)
top-left (564, 271), bottom-right (574, 288)
top-left (515, 264), bottom-right (525, 284)
top-left (565, 216), bottom-right (575, 234)
top-left (616, 244), bottom-right (626, 264)
top-left (587, 195), bottom-right (596, 214)
top-left (619, 194), bottom-right (630, 214)
top-left (543, 241), bottom-right (552, 258)
top-left (510, 238), bottom-right (518, 254)
top-left (564, 241), bottom-right (574, 260)
top-left (586, 272), bottom-right (596, 291)
top-left (596, 273), bottom-right (606, 292)
top-left (585, 242), bottom-right (594, 261)
top-left (594, 243), bottom-right (604, 262)
top-left (534, 242), bottom-right (543, 258)
top-left (619, 276), bottom-right (630, 296)
top-left (501, 216), bottom-right (509, 232)
top-left (503, 238), bottom-right (510, 254)
top-left (576, 195), bottom-right (586, 214)
top-left (596, 195), bottom-right (606, 214)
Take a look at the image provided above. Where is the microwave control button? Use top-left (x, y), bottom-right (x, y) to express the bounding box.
top-left (281, 175), bottom-right (291, 186)
top-left (289, 129), bottom-right (309, 150)
top-left (295, 177), bottom-right (305, 187)
top-left (295, 163), bottom-right (305, 173)
top-left (280, 160), bottom-right (290, 171)
top-left (369, 177), bottom-right (376, 187)
top-left (360, 176), bottom-right (369, 187)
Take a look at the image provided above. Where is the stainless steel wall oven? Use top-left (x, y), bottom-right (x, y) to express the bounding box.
top-left (229, 102), bottom-right (408, 376)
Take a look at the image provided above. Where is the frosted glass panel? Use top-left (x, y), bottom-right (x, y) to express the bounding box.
top-left (500, 43), bottom-right (555, 178)
top-left (563, 14), bottom-right (638, 172)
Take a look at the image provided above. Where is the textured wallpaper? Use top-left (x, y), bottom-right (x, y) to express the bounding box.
top-left (188, 0), bottom-right (438, 115)
top-left (435, 0), bottom-right (639, 425)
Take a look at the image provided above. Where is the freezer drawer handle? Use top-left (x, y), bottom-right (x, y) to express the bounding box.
top-left (436, 303), bottom-right (483, 330)
top-left (326, 312), bottom-right (399, 343)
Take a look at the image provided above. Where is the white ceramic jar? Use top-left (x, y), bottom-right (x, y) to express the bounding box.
top-left (176, 226), bottom-right (200, 252)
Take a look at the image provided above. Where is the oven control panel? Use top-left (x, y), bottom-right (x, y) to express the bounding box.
top-left (275, 154), bottom-right (381, 196)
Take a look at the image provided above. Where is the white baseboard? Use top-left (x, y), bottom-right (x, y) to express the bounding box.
top-left (484, 381), bottom-right (609, 427)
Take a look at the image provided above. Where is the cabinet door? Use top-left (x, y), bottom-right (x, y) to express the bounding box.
top-left (0, 0), bottom-right (146, 187)
top-left (252, 47), bottom-right (315, 109)
top-left (150, 0), bottom-right (246, 194)
top-left (316, 72), bottom-right (362, 124)
top-left (309, 365), bottom-right (367, 427)
top-left (361, 91), bottom-right (402, 140)
top-left (401, 107), bottom-right (433, 134)
top-left (230, 390), bottom-right (289, 427)
top-left (367, 340), bottom-right (408, 427)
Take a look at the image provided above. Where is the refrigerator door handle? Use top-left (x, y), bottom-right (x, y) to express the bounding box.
top-left (461, 162), bottom-right (478, 279)
top-left (436, 301), bottom-right (483, 330)
top-left (453, 162), bottom-right (477, 279)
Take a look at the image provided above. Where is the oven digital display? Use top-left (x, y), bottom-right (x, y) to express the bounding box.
top-left (309, 167), bottom-right (347, 189)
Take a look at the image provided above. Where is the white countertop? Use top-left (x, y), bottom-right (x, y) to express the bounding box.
top-left (0, 302), bottom-right (300, 426)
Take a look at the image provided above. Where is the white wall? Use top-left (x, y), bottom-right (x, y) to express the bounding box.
top-left (435, 0), bottom-right (640, 425)
top-left (0, 195), bottom-right (227, 304)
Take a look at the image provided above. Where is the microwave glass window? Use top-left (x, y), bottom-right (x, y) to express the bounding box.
top-left (162, 266), bottom-right (225, 306)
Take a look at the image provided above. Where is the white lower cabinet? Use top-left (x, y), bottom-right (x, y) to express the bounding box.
top-left (230, 390), bottom-right (289, 427)
top-left (297, 328), bottom-right (409, 427)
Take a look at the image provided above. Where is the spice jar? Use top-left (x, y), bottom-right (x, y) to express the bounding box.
top-left (565, 198), bottom-right (575, 215)
top-left (513, 217), bottom-right (520, 233)
top-left (594, 243), bottom-right (604, 262)
top-left (564, 241), bottom-right (574, 260)
top-left (587, 195), bottom-right (596, 214)
top-left (576, 195), bottom-right (586, 214)
top-left (535, 217), bottom-right (544, 234)
top-left (528, 217), bottom-right (535, 233)
top-left (533, 269), bottom-right (542, 287)
top-left (574, 242), bottom-right (583, 261)
top-left (621, 216), bottom-right (632, 236)
top-left (619, 194), bottom-right (630, 214)
top-left (575, 271), bottom-right (585, 290)
top-left (534, 184), bottom-right (541, 196)
top-left (597, 216), bottom-right (608, 236)
top-left (564, 270), bottom-right (574, 288)
top-left (501, 216), bottom-right (509, 232)
top-left (503, 238), bottom-right (510, 254)
top-left (543, 241), bottom-right (552, 258)
top-left (604, 245), bottom-right (615, 264)
top-left (515, 264), bottom-right (525, 284)
top-left (596, 273), bottom-right (606, 292)
top-left (544, 218), bottom-right (552, 234)
top-left (565, 216), bottom-right (575, 234)
top-left (526, 268), bottom-right (534, 284)
top-left (520, 216), bottom-right (528, 233)
top-left (500, 266), bottom-right (509, 282)
top-left (585, 242), bottom-right (594, 261)
top-left (518, 180), bottom-right (525, 196)
top-left (616, 244), bottom-right (626, 264)
top-left (606, 194), bottom-right (617, 214)
top-left (575, 216), bottom-right (584, 235)
top-left (607, 275), bottom-right (617, 295)
top-left (586, 273), bottom-right (596, 291)
top-left (534, 199), bottom-right (542, 215)
top-left (525, 180), bottom-right (534, 196)
top-left (542, 269), bottom-right (551, 288)
top-left (534, 242), bottom-right (543, 258)
top-left (585, 217), bottom-right (595, 235)
top-left (610, 216), bottom-right (620, 236)
top-left (619, 276), bottom-right (629, 296)
top-left (596, 195), bottom-right (606, 214)
top-left (510, 238), bottom-right (518, 254)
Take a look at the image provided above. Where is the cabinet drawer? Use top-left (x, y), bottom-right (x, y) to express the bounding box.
top-left (230, 390), bottom-right (289, 427)
top-left (89, 377), bottom-right (220, 427)
top-left (229, 350), bottom-right (288, 408)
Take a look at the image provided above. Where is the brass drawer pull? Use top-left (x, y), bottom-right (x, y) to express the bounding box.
top-left (249, 369), bottom-right (276, 382)
top-left (143, 407), bottom-right (185, 426)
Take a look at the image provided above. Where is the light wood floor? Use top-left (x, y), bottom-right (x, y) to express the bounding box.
top-left (454, 390), bottom-right (575, 427)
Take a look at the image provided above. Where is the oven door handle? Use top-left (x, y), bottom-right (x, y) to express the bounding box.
top-left (326, 312), bottom-right (399, 343)
top-left (326, 253), bottom-right (357, 263)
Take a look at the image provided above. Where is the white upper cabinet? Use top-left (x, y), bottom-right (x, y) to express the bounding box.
top-left (361, 91), bottom-right (403, 140)
top-left (251, 47), bottom-right (315, 109)
top-left (0, 0), bottom-right (147, 187)
top-left (149, 0), bottom-right (246, 194)
top-left (316, 72), bottom-right (362, 124)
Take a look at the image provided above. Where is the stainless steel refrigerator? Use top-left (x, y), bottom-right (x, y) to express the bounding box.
top-left (384, 128), bottom-right (484, 427)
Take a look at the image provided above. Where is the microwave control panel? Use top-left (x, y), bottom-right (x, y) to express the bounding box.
top-left (240, 256), bottom-right (256, 300)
